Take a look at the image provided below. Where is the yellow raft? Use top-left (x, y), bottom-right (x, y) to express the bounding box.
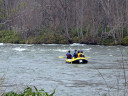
top-left (66, 57), bottom-right (88, 64)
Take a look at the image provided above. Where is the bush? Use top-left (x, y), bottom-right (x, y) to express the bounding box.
top-left (2, 86), bottom-right (55, 96)
top-left (0, 30), bottom-right (24, 44)
top-left (99, 38), bottom-right (114, 45)
top-left (122, 36), bottom-right (128, 45)
top-left (26, 33), bottom-right (68, 44)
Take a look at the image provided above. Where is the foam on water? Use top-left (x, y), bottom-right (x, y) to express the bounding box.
top-left (0, 43), bottom-right (4, 45)
top-left (54, 49), bottom-right (68, 52)
top-left (70, 43), bottom-right (85, 46)
top-left (109, 55), bottom-right (113, 56)
top-left (13, 47), bottom-right (27, 51)
top-left (92, 52), bottom-right (98, 54)
top-left (27, 45), bottom-right (33, 47)
top-left (42, 44), bottom-right (59, 46)
top-left (107, 49), bottom-right (111, 50)
top-left (83, 48), bottom-right (92, 51)
top-left (53, 48), bottom-right (92, 53)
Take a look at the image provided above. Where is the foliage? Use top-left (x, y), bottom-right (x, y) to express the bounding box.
top-left (2, 86), bottom-right (55, 96)
top-left (0, 30), bottom-right (25, 44)
top-left (26, 32), bottom-right (68, 44)
top-left (69, 27), bottom-right (78, 37)
top-left (72, 36), bottom-right (80, 43)
top-left (99, 38), bottom-right (114, 45)
top-left (122, 36), bottom-right (128, 45)
top-left (123, 28), bottom-right (128, 37)
top-left (1, 28), bottom-right (128, 45)
top-left (98, 26), bottom-right (102, 37)
top-left (105, 27), bottom-right (111, 32)
top-left (0, 28), bottom-right (69, 44)
top-left (0, 0), bottom-right (128, 45)
top-left (0, 0), bottom-right (6, 20)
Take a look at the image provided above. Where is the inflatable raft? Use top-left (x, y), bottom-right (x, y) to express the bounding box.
top-left (66, 57), bottom-right (88, 64)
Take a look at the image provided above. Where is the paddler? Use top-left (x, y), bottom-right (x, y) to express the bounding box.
top-left (72, 50), bottom-right (77, 58)
top-left (66, 50), bottom-right (72, 59)
top-left (81, 51), bottom-right (85, 57)
top-left (78, 51), bottom-right (83, 57)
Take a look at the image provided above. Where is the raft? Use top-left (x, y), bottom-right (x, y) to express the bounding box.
top-left (66, 57), bottom-right (88, 64)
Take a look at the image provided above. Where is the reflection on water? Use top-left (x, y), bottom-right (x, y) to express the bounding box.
top-left (0, 43), bottom-right (128, 96)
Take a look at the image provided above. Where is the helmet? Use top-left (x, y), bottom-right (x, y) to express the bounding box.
top-left (81, 51), bottom-right (83, 53)
top-left (68, 50), bottom-right (70, 53)
top-left (75, 50), bottom-right (77, 52)
top-left (78, 51), bottom-right (80, 53)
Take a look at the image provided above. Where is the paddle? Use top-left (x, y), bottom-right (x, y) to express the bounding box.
top-left (58, 56), bottom-right (65, 58)
top-left (85, 57), bottom-right (91, 58)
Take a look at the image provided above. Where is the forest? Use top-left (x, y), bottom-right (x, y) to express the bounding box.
top-left (0, 0), bottom-right (128, 45)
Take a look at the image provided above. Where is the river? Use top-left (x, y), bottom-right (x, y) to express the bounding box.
top-left (0, 43), bottom-right (128, 96)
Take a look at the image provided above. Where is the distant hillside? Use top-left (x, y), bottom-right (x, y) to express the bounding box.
top-left (0, 0), bottom-right (128, 45)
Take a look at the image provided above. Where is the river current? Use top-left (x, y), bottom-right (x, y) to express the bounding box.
top-left (0, 43), bottom-right (128, 96)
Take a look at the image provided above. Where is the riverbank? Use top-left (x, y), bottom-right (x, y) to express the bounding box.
top-left (0, 29), bottom-right (128, 46)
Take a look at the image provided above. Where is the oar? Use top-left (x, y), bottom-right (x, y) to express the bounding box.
top-left (58, 56), bottom-right (65, 58)
top-left (85, 57), bottom-right (91, 58)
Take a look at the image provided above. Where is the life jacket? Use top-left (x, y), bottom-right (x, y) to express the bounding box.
top-left (78, 53), bottom-right (82, 57)
top-left (66, 53), bottom-right (72, 59)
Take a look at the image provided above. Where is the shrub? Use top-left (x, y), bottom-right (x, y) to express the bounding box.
top-left (2, 86), bottom-right (55, 96)
top-left (122, 36), bottom-right (128, 45)
top-left (0, 30), bottom-right (24, 44)
top-left (99, 38), bottom-right (114, 45)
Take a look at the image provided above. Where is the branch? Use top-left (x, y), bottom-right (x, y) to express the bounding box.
top-left (0, 20), bottom-right (12, 25)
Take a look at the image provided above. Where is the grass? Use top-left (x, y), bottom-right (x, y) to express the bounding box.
top-left (0, 73), bottom-right (6, 94)
top-left (0, 74), bottom-right (5, 87)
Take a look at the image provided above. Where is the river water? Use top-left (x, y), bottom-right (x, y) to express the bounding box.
top-left (0, 43), bottom-right (128, 96)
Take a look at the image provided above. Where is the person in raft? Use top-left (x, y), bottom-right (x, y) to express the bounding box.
top-left (66, 50), bottom-right (72, 59)
top-left (72, 50), bottom-right (78, 58)
top-left (81, 51), bottom-right (85, 57)
top-left (78, 51), bottom-right (84, 57)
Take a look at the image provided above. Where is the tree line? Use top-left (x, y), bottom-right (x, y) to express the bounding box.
top-left (0, 0), bottom-right (128, 45)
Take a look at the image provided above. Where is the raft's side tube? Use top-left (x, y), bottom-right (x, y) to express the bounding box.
top-left (66, 57), bottom-right (88, 64)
